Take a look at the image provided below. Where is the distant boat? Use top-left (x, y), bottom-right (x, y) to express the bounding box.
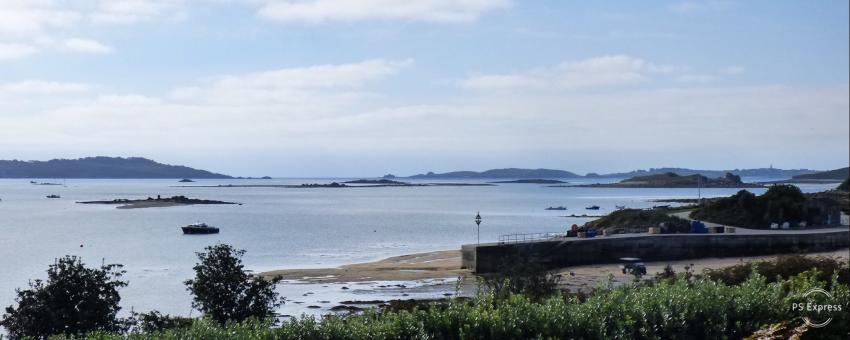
top-left (615, 205), bottom-right (626, 210)
top-left (46, 195), bottom-right (61, 199)
top-left (181, 222), bottom-right (219, 234)
top-left (585, 205), bottom-right (600, 210)
top-left (545, 206), bottom-right (567, 210)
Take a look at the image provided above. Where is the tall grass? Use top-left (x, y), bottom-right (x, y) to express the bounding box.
top-left (54, 270), bottom-right (849, 340)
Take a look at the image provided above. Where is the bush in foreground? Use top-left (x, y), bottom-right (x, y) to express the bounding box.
top-left (838, 178), bottom-right (850, 192)
top-left (184, 244), bottom-right (283, 325)
top-left (59, 271), bottom-right (849, 340)
top-left (703, 255), bottom-right (849, 286)
top-left (0, 256), bottom-right (128, 339)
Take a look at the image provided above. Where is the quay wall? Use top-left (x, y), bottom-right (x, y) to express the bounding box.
top-left (461, 230), bottom-right (849, 273)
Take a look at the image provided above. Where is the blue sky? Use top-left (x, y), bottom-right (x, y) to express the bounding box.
top-left (1, 0), bottom-right (847, 177)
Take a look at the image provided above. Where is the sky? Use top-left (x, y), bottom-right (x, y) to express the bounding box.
top-left (0, 0), bottom-right (848, 177)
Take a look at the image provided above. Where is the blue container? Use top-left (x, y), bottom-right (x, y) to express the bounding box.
top-left (586, 230), bottom-right (597, 238)
top-left (690, 220), bottom-right (707, 234)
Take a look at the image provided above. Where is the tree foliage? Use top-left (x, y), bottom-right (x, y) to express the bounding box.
top-left (481, 258), bottom-right (561, 300)
top-left (184, 244), bottom-right (282, 325)
top-left (691, 184), bottom-right (808, 228)
top-left (0, 256), bottom-right (128, 339)
top-left (585, 208), bottom-right (690, 233)
top-left (53, 271), bottom-right (850, 340)
top-left (134, 311), bottom-right (194, 333)
top-left (838, 178), bottom-right (850, 192)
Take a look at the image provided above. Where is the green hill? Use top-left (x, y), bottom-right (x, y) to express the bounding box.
top-left (584, 208), bottom-right (690, 233)
top-left (690, 184), bottom-right (844, 228)
top-left (0, 157), bottom-right (231, 179)
top-left (580, 172), bottom-right (759, 188)
top-left (790, 167), bottom-right (849, 181)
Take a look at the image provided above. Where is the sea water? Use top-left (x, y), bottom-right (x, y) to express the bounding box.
top-left (0, 178), bottom-right (838, 317)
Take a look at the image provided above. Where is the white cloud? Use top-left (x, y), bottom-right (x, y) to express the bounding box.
top-left (460, 74), bottom-right (543, 90)
top-left (463, 55), bottom-right (678, 91)
top-left (2, 60), bottom-right (845, 175)
top-left (668, 1), bottom-right (734, 14)
top-left (90, 0), bottom-right (185, 24)
top-left (169, 59), bottom-right (412, 111)
top-left (0, 1), bottom-right (80, 36)
top-left (720, 66), bottom-right (745, 75)
top-left (0, 42), bottom-right (39, 61)
top-left (555, 55), bottom-right (650, 88)
top-left (62, 38), bottom-right (112, 53)
top-left (0, 80), bottom-right (91, 94)
top-left (0, 0), bottom-right (181, 60)
top-left (676, 74), bottom-right (716, 83)
top-left (257, 0), bottom-right (511, 23)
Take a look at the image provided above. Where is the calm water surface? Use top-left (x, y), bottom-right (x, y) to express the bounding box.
top-left (0, 178), bottom-right (837, 317)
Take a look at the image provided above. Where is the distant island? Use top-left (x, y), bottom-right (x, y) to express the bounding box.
top-left (585, 167), bottom-right (817, 179)
top-left (394, 166), bottom-right (819, 179)
top-left (0, 157), bottom-right (231, 179)
top-left (787, 167), bottom-right (849, 182)
top-left (343, 179), bottom-right (410, 185)
top-left (178, 181), bottom-right (494, 188)
top-left (489, 179), bottom-right (567, 184)
top-left (29, 180), bottom-right (62, 185)
top-left (77, 195), bottom-right (240, 209)
top-left (576, 172), bottom-right (762, 188)
top-left (409, 168), bottom-right (580, 179)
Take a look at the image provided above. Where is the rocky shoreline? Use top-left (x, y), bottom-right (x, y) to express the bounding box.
top-left (77, 195), bottom-right (240, 209)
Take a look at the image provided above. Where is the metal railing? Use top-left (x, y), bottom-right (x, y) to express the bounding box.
top-left (498, 232), bottom-right (565, 244)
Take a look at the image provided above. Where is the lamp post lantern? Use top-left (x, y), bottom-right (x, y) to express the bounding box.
top-left (474, 212), bottom-right (482, 246)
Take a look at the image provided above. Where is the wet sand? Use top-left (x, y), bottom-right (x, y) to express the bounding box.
top-left (261, 250), bottom-right (471, 282)
top-left (261, 248), bottom-right (849, 292)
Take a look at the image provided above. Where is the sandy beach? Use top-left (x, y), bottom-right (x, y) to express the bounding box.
top-left (260, 250), bottom-right (472, 283)
top-left (261, 248), bottom-right (849, 292)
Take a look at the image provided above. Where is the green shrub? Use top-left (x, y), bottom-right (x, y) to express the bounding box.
top-left (184, 244), bottom-right (282, 325)
top-left (52, 271), bottom-right (850, 340)
top-left (691, 184), bottom-right (808, 228)
top-left (585, 208), bottom-right (690, 233)
top-left (838, 178), bottom-right (850, 192)
top-left (134, 311), bottom-right (194, 333)
top-left (1, 256), bottom-right (129, 339)
top-left (480, 258), bottom-right (561, 300)
top-left (703, 255), bottom-right (849, 286)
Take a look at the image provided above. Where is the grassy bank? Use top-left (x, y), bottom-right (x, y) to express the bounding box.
top-left (54, 270), bottom-right (848, 339)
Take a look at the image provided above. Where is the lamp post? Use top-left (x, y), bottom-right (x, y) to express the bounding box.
top-left (474, 212), bottom-right (482, 246)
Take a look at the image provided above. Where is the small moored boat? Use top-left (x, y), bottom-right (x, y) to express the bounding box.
top-left (182, 222), bottom-right (220, 234)
top-left (585, 205), bottom-right (600, 210)
top-left (46, 194), bottom-right (61, 199)
top-left (545, 206), bottom-right (567, 210)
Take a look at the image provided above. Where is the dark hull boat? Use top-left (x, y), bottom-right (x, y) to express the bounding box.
top-left (182, 223), bottom-right (219, 234)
